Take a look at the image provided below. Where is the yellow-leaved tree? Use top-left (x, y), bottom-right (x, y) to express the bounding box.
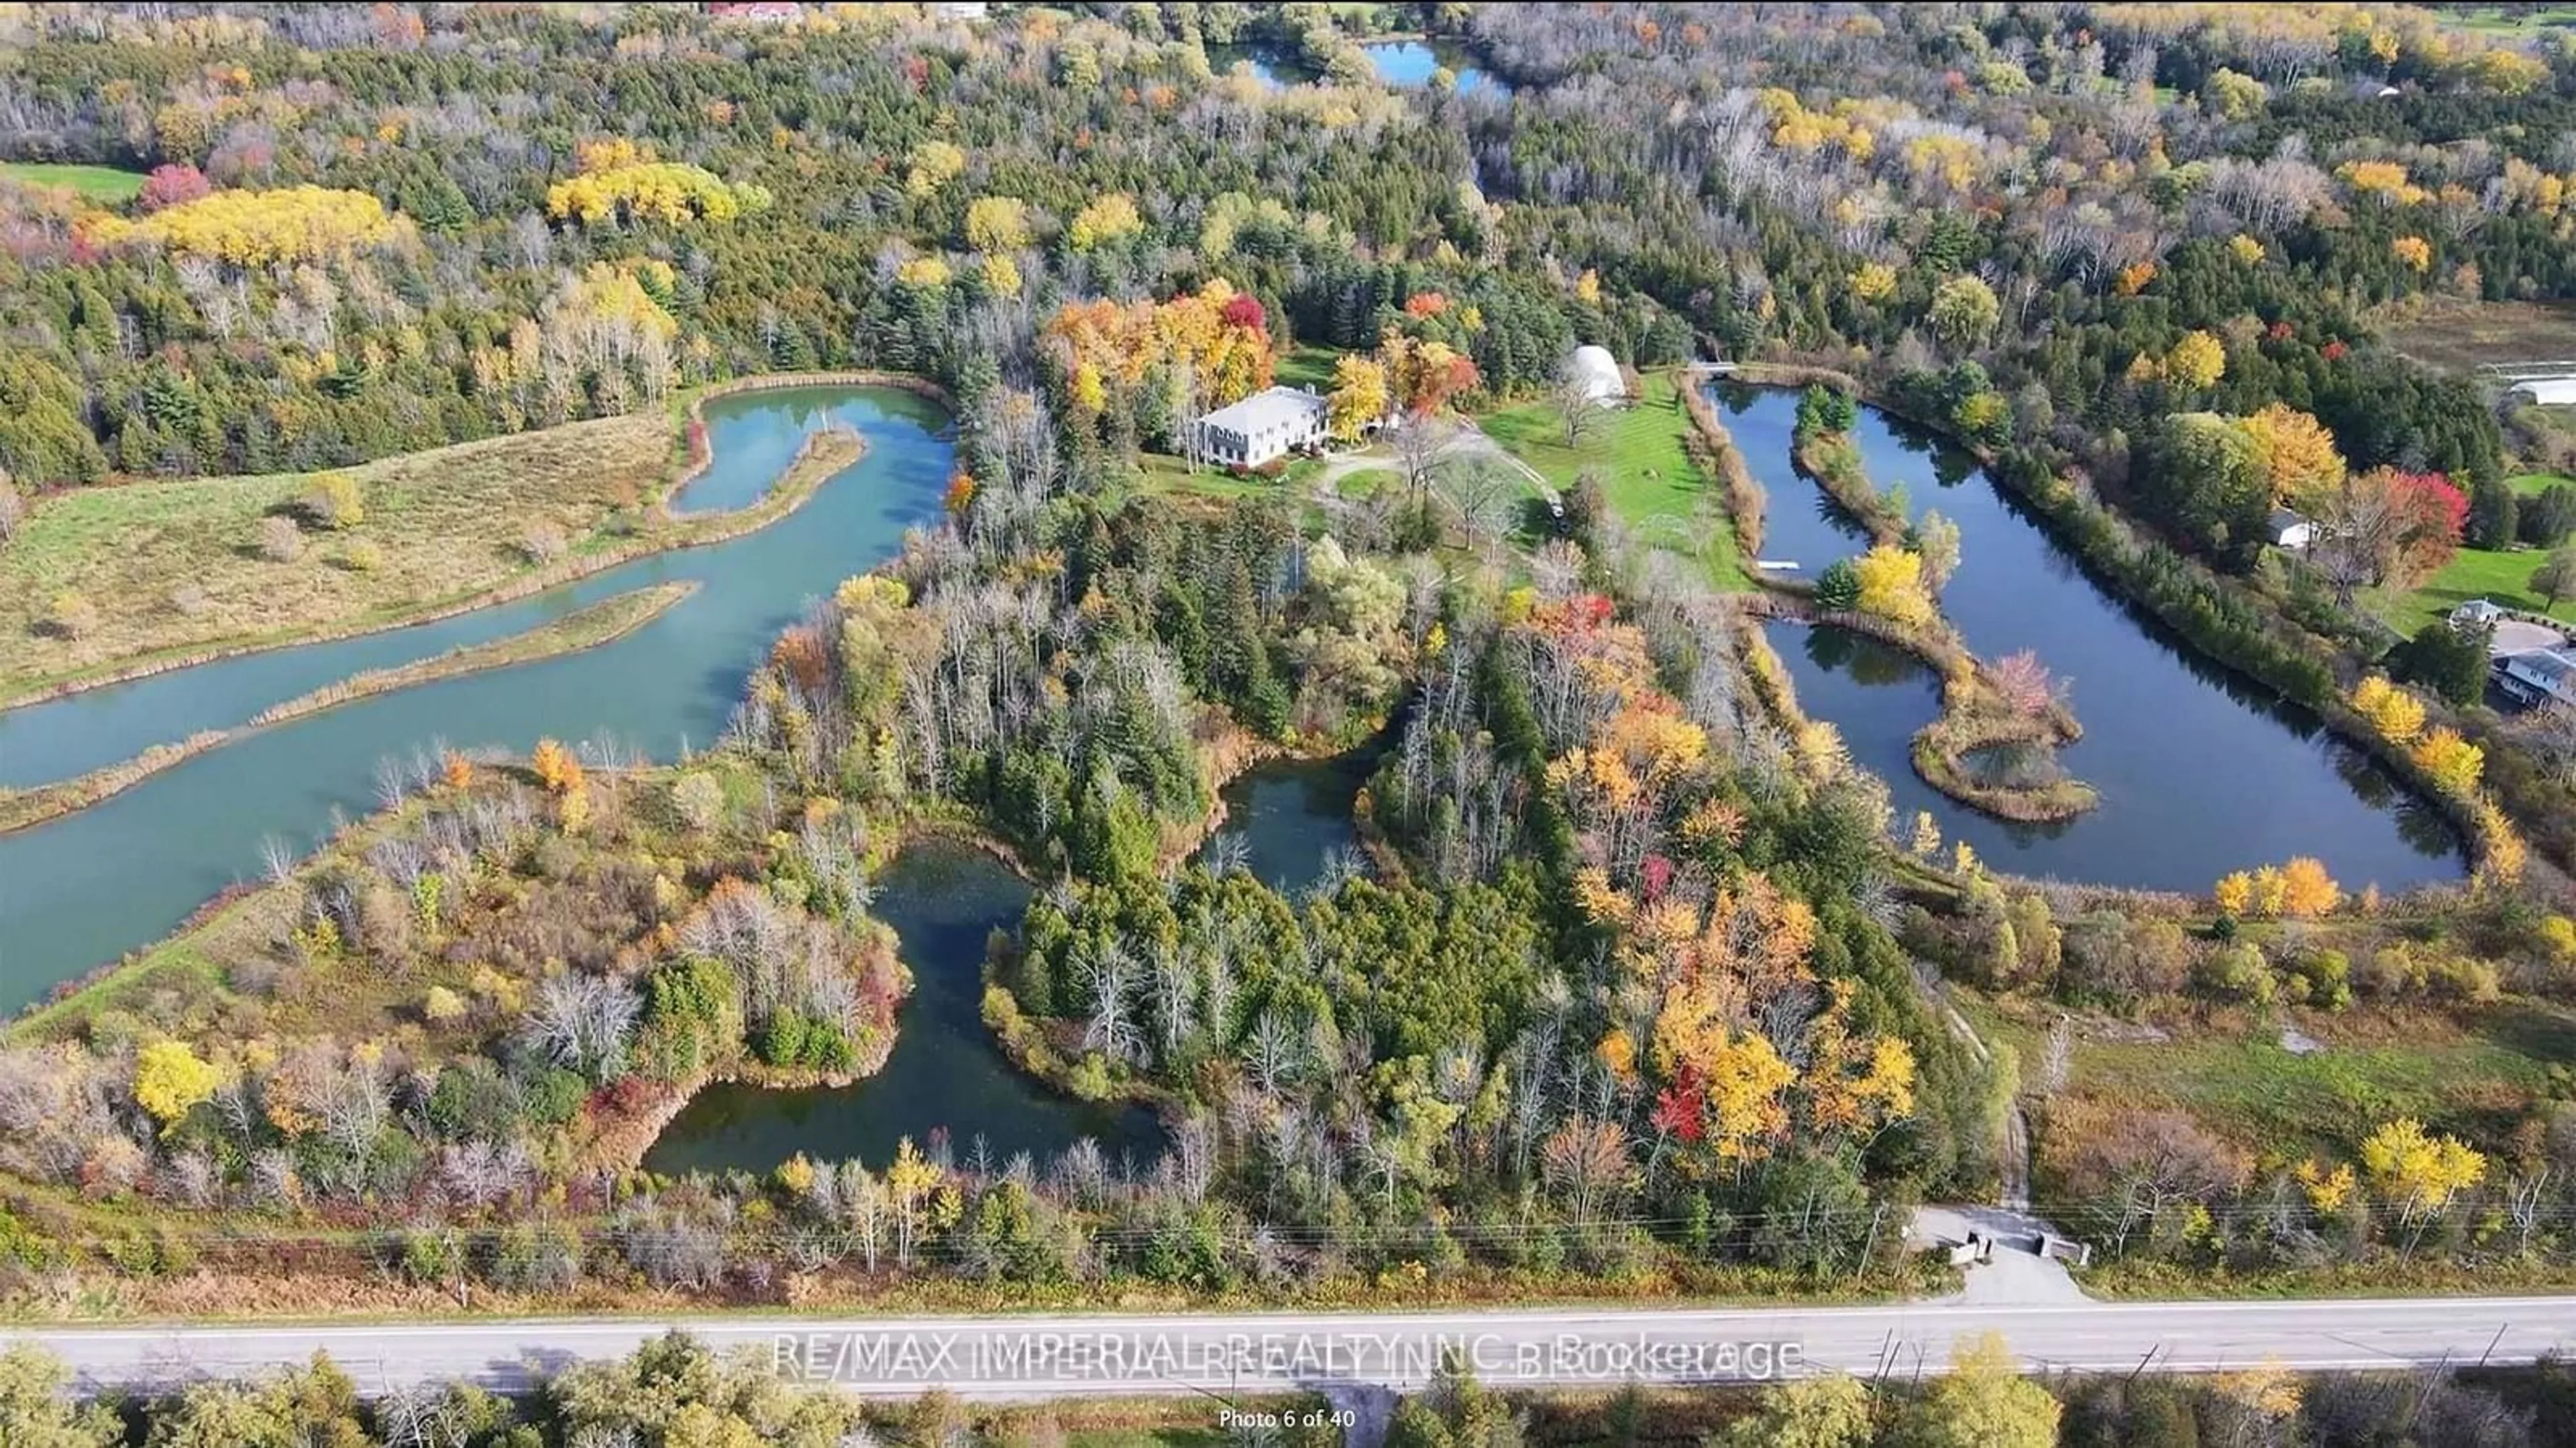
top-left (2359, 1117), bottom-right (2485, 1224)
top-left (2239, 403), bottom-right (2347, 505)
top-left (133, 1040), bottom-right (222, 1125)
top-left (2349, 675), bottom-right (2425, 743)
top-left (1326, 354), bottom-right (1390, 441)
top-left (2410, 726), bottom-right (2483, 796)
top-left (1853, 544), bottom-right (1935, 627)
top-left (963, 195), bottom-right (1032, 253)
top-left (2164, 330), bottom-right (2226, 391)
top-left (1068, 193), bottom-right (1144, 251)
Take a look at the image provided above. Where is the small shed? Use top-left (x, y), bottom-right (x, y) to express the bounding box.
top-left (1566, 345), bottom-right (1626, 405)
top-left (2266, 507), bottom-right (2315, 551)
top-left (2451, 598), bottom-right (2507, 629)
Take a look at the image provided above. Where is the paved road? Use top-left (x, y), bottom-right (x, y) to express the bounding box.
top-left (17, 1297), bottom-right (2573, 1400)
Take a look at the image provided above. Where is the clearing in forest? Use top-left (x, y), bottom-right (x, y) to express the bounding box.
top-left (1478, 372), bottom-right (1750, 588)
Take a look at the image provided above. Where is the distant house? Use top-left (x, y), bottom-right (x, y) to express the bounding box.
top-left (1195, 386), bottom-right (1328, 469)
top-left (927, 1), bottom-right (990, 19)
top-left (705, 1), bottom-right (802, 19)
top-left (2510, 376), bottom-right (2576, 407)
top-left (2350, 79), bottom-right (2402, 100)
top-left (2266, 507), bottom-right (2316, 551)
top-left (1566, 344), bottom-right (1627, 405)
top-left (2498, 649), bottom-right (2576, 709)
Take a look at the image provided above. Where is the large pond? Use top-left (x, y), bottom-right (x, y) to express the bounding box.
top-left (0, 386), bottom-right (949, 1011)
top-left (643, 840), bottom-right (1163, 1177)
top-left (1713, 384), bottom-right (2463, 893)
top-left (1208, 38), bottom-right (1507, 97)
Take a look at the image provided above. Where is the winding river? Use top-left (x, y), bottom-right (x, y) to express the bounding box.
top-left (1716, 384), bottom-right (2462, 892)
top-left (0, 386), bottom-right (948, 1011)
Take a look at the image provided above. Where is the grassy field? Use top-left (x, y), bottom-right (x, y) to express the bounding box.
top-left (1478, 372), bottom-right (1750, 587)
top-left (1, 413), bottom-right (682, 700)
top-left (2379, 297), bottom-right (2576, 374)
top-left (1960, 988), bottom-right (2573, 1161)
top-left (0, 160), bottom-right (146, 202)
top-left (1273, 342), bottom-right (1340, 391)
top-left (2441, 5), bottom-right (2576, 34)
top-left (2386, 472), bottom-right (2576, 633)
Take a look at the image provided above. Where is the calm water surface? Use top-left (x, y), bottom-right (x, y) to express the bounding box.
top-left (1715, 385), bottom-right (2461, 892)
top-left (0, 387), bottom-right (947, 1009)
top-left (643, 841), bottom-right (1163, 1177)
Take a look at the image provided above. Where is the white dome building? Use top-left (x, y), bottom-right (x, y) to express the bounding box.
top-left (1566, 344), bottom-right (1626, 405)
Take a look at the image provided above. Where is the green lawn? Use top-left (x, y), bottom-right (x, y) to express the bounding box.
top-left (1477, 372), bottom-right (1750, 588)
top-left (0, 161), bottom-right (146, 203)
top-left (2386, 473), bottom-right (2576, 633)
top-left (1273, 343), bottom-right (1340, 391)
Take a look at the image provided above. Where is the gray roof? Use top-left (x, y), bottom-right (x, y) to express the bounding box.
top-left (2506, 650), bottom-right (2574, 686)
top-left (1199, 386), bottom-right (1324, 435)
top-left (2267, 507), bottom-right (2308, 531)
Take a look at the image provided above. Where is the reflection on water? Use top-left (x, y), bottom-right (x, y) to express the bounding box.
top-left (1719, 384), bottom-right (2461, 891)
top-left (644, 841), bottom-right (1163, 1177)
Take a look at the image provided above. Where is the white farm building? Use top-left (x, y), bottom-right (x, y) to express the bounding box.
top-left (1195, 386), bottom-right (1328, 468)
top-left (2512, 377), bottom-right (2576, 407)
top-left (1566, 344), bottom-right (1626, 405)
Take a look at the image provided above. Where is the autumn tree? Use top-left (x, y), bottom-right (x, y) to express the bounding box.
top-left (0, 1343), bottom-right (121, 1448)
top-left (2349, 674), bottom-right (2425, 743)
top-left (2409, 726), bottom-right (2483, 796)
top-left (1852, 544), bottom-right (1934, 627)
top-left (2359, 1117), bottom-right (2485, 1225)
top-left (133, 1040), bottom-right (221, 1125)
top-left (1902, 1333), bottom-right (2059, 1448)
top-left (1927, 275), bottom-right (2000, 353)
top-left (1713, 1373), bottom-right (1873, 1448)
top-left (2164, 329), bottom-right (2226, 393)
top-left (1326, 354), bottom-right (1390, 442)
top-left (963, 195), bottom-right (1032, 253)
top-left (2239, 403), bottom-right (2347, 507)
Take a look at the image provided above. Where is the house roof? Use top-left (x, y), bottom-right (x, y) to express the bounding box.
top-left (1199, 386), bottom-right (1325, 435)
top-left (2267, 507), bottom-right (2309, 531)
top-left (2506, 650), bottom-right (2575, 687)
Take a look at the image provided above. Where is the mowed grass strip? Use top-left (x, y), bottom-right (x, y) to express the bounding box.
top-left (0, 160), bottom-right (147, 202)
top-left (1, 413), bottom-right (680, 698)
top-left (1479, 372), bottom-right (1750, 588)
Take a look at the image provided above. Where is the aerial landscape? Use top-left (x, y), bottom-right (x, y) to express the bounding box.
top-left (3, 1), bottom-right (2576, 1444)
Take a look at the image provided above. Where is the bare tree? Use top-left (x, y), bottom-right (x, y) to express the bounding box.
top-left (1550, 357), bottom-right (1601, 449)
top-left (1390, 416), bottom-right (1454, 502)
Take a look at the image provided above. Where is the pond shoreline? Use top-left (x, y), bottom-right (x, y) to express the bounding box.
top-left (0, 371), bottom-right (927, 713)
top-left (0, 582), bottom-right (699, 837)
top-left (1731, 391), bottom-right (2095, 825)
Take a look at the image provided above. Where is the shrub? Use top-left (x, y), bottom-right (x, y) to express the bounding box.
top-left (42, 590), bottom-right (99, 639)
top-left (166, 582), bottom-right (209, 617)
top-left (423, 986), bottom-right (468, 1023)
top-left (256, 514), bottom-right (305, 562)
top-left (521, 520), bottom-right (569, 564)
top-left (338, 538), bottom-right (385, 572)
top-left (2292, 948), bottom-right (2353, 1010)
top-left (670, 772), bottom-right (726, 833)
top-left (2195, 941), bottom-right (2274, 1004)
top-left (300, 472), bottom-right (366, 530)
